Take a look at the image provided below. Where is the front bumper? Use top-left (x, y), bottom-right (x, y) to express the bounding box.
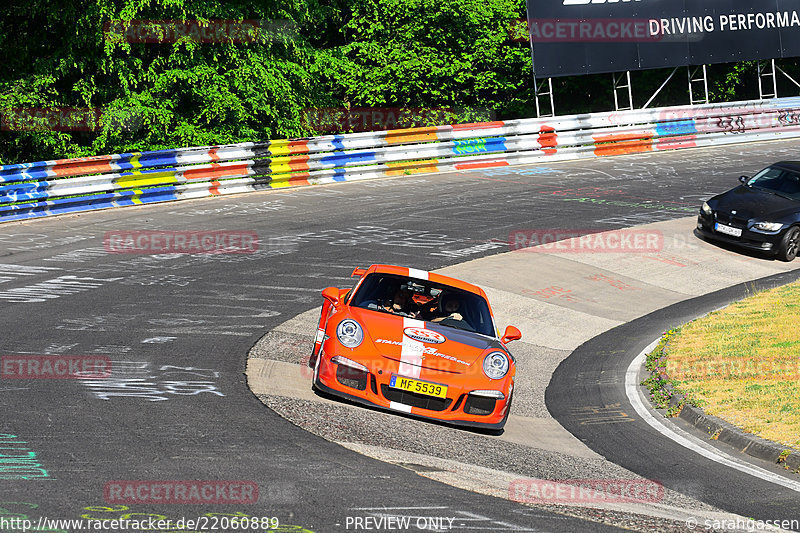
top-left (696, 215), bottom-right (782, 254)
top-left (314, 350), bottom-right (513, 430)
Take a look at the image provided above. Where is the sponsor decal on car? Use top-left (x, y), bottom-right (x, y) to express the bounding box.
top-left (375, 339), bottom-right (471, 366)
top-left (403, 327), bottom-right (446, 344)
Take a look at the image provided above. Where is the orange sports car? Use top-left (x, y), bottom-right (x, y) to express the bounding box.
top-left (309, 264), bottom-right (521, 430)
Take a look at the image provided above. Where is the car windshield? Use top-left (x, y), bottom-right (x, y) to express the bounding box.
top-left (350, 273), bottom-right (496, 337)
top-left (747, 166), bottom-right (800, 200)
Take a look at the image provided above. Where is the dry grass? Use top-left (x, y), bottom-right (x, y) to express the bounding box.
top-left (663, 281), bottom-right (800, 450)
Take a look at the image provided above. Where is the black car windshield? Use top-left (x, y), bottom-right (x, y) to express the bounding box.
top-left (747, 166), bottom-right (800, 200)
top-left (350, 273), bottom-right (496, 337)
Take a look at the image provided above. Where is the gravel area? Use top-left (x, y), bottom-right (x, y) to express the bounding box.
top-left (259, 393), bottom-right (719, 515)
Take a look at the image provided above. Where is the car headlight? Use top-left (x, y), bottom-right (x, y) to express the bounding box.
top-left (336, 319), bottom-right (363, 348)
top-left (753, 221), bottom-right (783, 232)
top-left (483, 351), bottom-right (510, 380)
top-left (701, 202), bottom-right (712, 216)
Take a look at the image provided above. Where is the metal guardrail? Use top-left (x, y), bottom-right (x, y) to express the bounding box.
top-left (2, 98), bottom-right (800, 223)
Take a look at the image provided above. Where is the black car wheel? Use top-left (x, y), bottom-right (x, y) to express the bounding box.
top-left (777, 226), bottom-right (800, 262)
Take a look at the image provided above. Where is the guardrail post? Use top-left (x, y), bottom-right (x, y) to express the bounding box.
top-left (612, 71), bottom-right (634, 112)
top-left (688, 65), bottom-right (709, 106)
top-left (758, 59), bottom-right (778, 100)
top-left (534, 76), bottom-right (555, 118)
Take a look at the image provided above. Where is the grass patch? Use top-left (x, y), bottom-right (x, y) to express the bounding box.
top-left (653, 281), bottom-right (800, 451)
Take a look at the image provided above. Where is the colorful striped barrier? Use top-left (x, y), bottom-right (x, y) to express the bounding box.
top-left (2, 97), bottom-right (800, 223)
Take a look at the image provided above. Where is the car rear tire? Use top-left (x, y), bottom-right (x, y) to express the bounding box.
top-left (777, 226), bottom-right (800, 262)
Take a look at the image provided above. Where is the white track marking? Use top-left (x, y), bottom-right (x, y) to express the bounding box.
top-left (626, 339), bottom-right (800, 493)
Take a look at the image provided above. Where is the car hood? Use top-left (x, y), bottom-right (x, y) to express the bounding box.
top-left (348, 307), bottom-right (505, 374)
top-left (711, 186), bottom-right (800, 221)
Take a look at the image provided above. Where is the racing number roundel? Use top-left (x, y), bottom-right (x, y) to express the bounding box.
top-left (403, 327), bottom-right (446, 344)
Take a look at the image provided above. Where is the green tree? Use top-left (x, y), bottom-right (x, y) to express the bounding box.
top-left (0, 0), bottom-right (326, 163)
top-left (314, 0), bottom-right (533, 125)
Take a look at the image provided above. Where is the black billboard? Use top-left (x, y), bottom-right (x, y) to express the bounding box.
top-left (525, 0), bottom-right (800, 78)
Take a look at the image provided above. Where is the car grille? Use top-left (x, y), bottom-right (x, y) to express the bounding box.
top-left (380, 385), bottom-right (453, 412)
top-left (451, 394), bottom-right (466, 412)
top-left (336, 366), bottom-right (367, 391)
top-left (715, 212), bottom-right (748, 227)
top-left (464, 395), bottom-right (496, 416)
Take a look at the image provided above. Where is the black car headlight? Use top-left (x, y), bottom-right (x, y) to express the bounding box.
top-left (483, 352), bottom-right (510, 380)
top-left (336, 319), bottom-right (363, 348)
top-left (701, 202), bottom-right (712, 216)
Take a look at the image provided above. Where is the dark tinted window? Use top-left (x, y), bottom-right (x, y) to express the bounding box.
top-left (748, 167), bottom-right (800, 200)
top-left (350, 273), bottom-right (495, 337)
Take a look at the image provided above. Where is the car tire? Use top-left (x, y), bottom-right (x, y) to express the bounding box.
top-left (777, 226), bottom-right (800, 262)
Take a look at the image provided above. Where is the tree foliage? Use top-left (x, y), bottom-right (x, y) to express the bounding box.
top-left (0, 0), bottom-right (323, 162)
top-left (0, 0), bottom-right (797, 164)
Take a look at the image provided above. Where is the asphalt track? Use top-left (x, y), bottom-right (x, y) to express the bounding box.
top-left (1, 139), bottom-right (799, 532)
top-left (547, 269), bottom-right (800, 523)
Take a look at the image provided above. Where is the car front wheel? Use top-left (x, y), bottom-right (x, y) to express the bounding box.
top-left (777, 226), bottom-right (800, 262)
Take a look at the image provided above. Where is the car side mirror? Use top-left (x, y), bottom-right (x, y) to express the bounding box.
top-left (501, 325), bottom-right (522, 344)
top-left (739, 175), bottom-right (749, 183)
top-left (321, 286), bottom-right (340, 306)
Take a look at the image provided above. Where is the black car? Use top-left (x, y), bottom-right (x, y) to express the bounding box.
top-left (697, 161), bottom-right (800, 261)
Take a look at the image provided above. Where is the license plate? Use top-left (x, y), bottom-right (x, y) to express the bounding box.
top-left (389, 375), bottom-right (448, 399)
top-left (715, 222), bottom-right (742, 237)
